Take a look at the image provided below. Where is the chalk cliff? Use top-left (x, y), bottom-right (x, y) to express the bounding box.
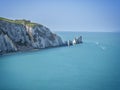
top-left (0, 17), bottom-right (63, 54)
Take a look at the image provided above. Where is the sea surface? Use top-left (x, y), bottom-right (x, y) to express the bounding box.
top-left (0, 32), bottom-right (120, 90)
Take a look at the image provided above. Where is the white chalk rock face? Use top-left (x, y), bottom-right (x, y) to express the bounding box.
top-left (0, 17), bottom-right (63, 54)
top-left (72, 36), bottom-right (82, 45)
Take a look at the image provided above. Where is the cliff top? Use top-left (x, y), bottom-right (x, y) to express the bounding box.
top-left (0, 17), bottom-right (43, 27)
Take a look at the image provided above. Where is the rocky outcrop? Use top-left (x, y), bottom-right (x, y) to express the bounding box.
top-left (72, 36), bottom-right (82, 45)
top-left (63, 36), bottom-right (82, 46)
top-left (0, 17), bottom-right (63, 54)
top-left (0, 17), bottom-right (82, 55)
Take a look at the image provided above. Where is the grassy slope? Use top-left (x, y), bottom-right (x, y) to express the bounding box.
top-left (0, 17), bottom-right (43, 27)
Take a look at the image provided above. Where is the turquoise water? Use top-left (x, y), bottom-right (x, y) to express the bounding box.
top-left (0, 32), bottom-right (120, 90)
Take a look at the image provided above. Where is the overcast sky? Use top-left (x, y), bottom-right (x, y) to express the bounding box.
top-left (0, 0), bottom-right (120, 32)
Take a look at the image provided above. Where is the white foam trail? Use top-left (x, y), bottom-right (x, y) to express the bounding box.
top-left (100, 46), bottom-right (106, 50)
top-left (95, 42), bottom-right (99, 45)
top-left (94, 41), bottom-right (106, 50)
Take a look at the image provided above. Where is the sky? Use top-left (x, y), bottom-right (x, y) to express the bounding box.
top-left (0, 0), bottom-right (120, 32)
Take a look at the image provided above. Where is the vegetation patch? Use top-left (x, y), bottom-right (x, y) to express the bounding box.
top-left (0, 17), bottom-right (43, 27)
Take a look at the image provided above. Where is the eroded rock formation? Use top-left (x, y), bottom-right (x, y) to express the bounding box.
top-left (0, 17), bottom-right (63, 54)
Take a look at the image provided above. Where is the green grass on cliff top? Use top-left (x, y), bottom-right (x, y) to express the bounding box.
top-left (0, 17), bottom-right (43, 27)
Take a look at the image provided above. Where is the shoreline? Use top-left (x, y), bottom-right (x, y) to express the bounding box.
top-left (0, 40), bottom-right (83, 57)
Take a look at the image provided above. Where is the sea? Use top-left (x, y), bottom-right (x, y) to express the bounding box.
top-left (0, 32), bottom-right (120, 90)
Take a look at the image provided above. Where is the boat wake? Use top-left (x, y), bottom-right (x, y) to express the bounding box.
top-left (95, 41), bottom-right (106, 50)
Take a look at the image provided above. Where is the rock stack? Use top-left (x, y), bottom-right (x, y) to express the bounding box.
top-left (73, 36), bottom-right (82, 45)
top-left (63, 36), bottom-right (83, 46)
